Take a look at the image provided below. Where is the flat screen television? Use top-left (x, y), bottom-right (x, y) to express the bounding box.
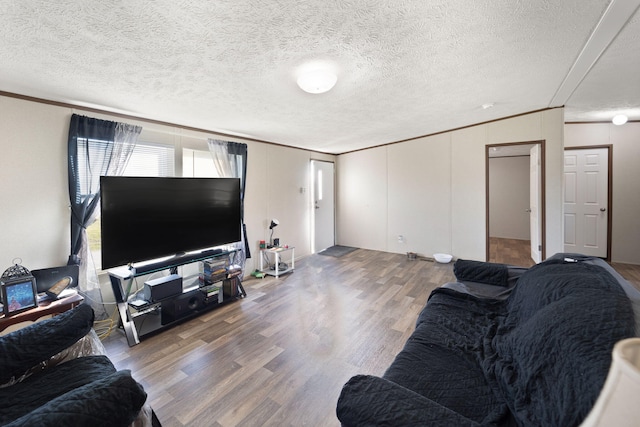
top-left (100, 176), bottom-right (241, 270)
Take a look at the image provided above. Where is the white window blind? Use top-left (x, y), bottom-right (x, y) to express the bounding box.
top-left (123, 141), bottom-right (175, 177)
top-left (76, 138), bottom-right (110, 199)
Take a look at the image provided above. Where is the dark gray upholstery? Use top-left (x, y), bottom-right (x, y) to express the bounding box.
top-left (337, 255), bottom-right (636, 427)
top-left (0, 304), bottom-right (149, 427)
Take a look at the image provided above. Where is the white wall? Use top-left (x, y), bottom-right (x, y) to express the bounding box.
top-left (336, 147), bottom-right (388, 250)
top-left (489, 156), bottom-right (530, 240)
top-left (0, 94), bottom-right (334, 283)
top-left (565, 122), bottom-right (640, 265)
top-left (387, 133), bottom-right (452, 255)
top-left (0, 98), bottom-right (70, 270)
top-left (337, 109), bottom-right (565, 261)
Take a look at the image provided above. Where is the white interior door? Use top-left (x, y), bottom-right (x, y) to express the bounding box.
top-left (312, 160), bottom-right (335, 252)
top-left (530, 145), bottom-right (542, 263)
top-left (564, 148), bottom-right (609, 257)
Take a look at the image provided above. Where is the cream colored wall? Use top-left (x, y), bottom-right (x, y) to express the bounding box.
top-left (0, 95), bottom-right (335, 284)
top-left (489, 156), bottom-right (530, 240)
top-left (337, 109), bottom-right (565, 261)
top-left (565, 122), bottom-right (640, 265)
top-left (450, 125), bottom-right (488, 259)
top-left (387, 133), bottom-right (451, 255)
top-left (336, 146), bottom-right (388, 250)
top-left (0, 97), bottom-right (70, 270)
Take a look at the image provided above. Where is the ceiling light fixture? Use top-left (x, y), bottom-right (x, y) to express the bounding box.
top-left (612, 114), bottom-right (628, 125)
top-left (297, 69), bottom-right (337, 94)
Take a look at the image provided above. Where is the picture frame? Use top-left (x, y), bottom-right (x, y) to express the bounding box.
top-left (1, 276), bottom-right (38, 316)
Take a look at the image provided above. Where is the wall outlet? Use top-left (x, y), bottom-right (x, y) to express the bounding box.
top-left (397, 235), bottom-right (405, 243)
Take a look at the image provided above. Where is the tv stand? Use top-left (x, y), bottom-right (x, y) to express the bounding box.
top-left (109, 249), bottom-right (244, 346)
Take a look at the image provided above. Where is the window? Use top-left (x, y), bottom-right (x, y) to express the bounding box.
top-left (76, 138), bottom-right (111, 200)
top-left (183, 148), bottom-right (219, 178)
top-left (122, 142), bottom-right (175, 177)
top-left (88, 141), bottom-right (175, 270)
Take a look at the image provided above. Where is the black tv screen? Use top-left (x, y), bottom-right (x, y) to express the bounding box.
top-left (100, 176), bottom-right (241, 270)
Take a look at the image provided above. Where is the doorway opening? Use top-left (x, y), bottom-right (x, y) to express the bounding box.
top-left (311, 160), bottom-right (335, 253)
top-left (486, 141), bottom-right (546, 266)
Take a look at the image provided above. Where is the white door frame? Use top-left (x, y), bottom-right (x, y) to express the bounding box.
top-left (529, 145), bottom-right (542, 263)
top-left (564, 145), bottom-right (612, 261)
top-left (486, 140), bottom-right (546, 263)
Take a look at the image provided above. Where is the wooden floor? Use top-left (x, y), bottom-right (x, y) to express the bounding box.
top-left (103, 248), bottom-right (640, 427)
top-left (489, 237), bottom-right (536, 267)
top-left (103, 250), bottom-right (455, 426)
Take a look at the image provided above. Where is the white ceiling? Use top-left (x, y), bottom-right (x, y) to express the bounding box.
top-left (1, 0), bottom-right (639, 154)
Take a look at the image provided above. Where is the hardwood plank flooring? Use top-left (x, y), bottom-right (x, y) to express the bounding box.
top-left (489, 237), bottom-right (535, 267)
top-left (611, 262), bottom-right (640, 290)
top-left (103, 249), bottom-right (640, 426)
top-left (103, 250), bottom-right (453, 427)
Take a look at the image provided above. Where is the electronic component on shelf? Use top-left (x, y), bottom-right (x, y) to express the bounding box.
top-left (143, 274), bottom-right (183, 302)
top-left (129, 299), bottom-right (148, 308)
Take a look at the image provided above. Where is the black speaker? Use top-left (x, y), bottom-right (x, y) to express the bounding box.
top-left (161, 289), bottom-right (204, 324)
top-left (143, 274), bottom-right (182, 302)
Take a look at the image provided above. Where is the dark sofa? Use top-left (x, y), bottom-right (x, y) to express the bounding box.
top-left (0, 303), bottom-right (156, 427)
top-left (337, 254), bottom-right (640, 427)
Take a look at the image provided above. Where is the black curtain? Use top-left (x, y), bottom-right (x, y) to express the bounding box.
top-left (227, 142), bottom-right (251, 259)
top-left (67, 114), bottom-right (116, 265)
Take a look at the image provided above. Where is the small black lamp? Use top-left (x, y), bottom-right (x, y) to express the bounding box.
top-left (269, 218), bottom-right (279, 247)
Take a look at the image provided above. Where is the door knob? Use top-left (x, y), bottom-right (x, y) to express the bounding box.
top-left (600, 208), bottom-right (606, 212)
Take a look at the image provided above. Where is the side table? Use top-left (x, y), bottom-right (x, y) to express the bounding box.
top-left (259, 246), bottom-right (295, 278)
top-left (0, 292), bottom-right (84, 335)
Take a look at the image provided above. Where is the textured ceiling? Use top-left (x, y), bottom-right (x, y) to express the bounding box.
top-left (1, 0), bottom-right (639, 154)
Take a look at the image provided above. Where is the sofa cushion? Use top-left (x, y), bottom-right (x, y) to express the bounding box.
top-left (337, 374), bottom-right (483, 427)
top-left (0, 355), bottom-right (116, 424)
top-left (486, 260), bottom-right (635, 427)
top-left (387, 288), bottom-right (509, 424)
top-left (0, 303), bottom-right (94, 385)
top-left (453, 259), bottom-right (509, 287)
top-left (3, 367), bottom-right (147, 427)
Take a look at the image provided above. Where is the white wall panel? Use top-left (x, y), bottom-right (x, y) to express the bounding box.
top-left (0, 96), bottom-right (70, 269)
top-left (336, 147), bottom-right (388, 251)
top-left (487, 113), bottom-right (543, 143)
top-left (540, 108), bottom-right (565, 257)
top-left (265, 145), bottom-right (313, 258)
top-left (451, 125), bottom-right (487, 260)
top-left (387, 134), bottom-right (451, 256)
top-left (337, 109), bottom-right (565, 262)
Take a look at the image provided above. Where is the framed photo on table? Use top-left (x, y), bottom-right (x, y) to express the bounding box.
top-left (1, 277), bottom-right (38, 316)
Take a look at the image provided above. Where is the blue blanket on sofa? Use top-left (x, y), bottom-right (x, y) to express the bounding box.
top-left (0, 304), bottom-right (148, 427)
top-left (337, 258), bottom-right (636, 426)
